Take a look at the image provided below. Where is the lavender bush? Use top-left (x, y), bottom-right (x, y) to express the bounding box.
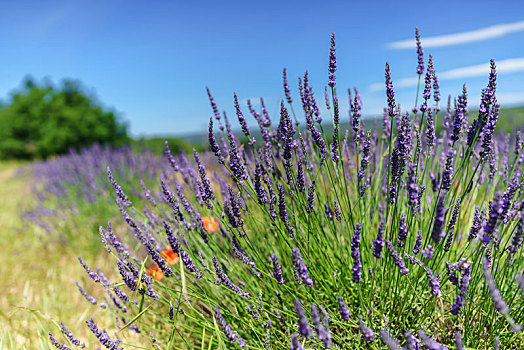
top-left (48, 30), bottom-right (523, 349)
top-left (25, 144), bottom-right (170, 247)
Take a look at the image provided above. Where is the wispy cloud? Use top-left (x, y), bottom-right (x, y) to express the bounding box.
top-left (370, 57), bottom-right (524, 91)
top-left (388, 21), bottom-right (524, 49)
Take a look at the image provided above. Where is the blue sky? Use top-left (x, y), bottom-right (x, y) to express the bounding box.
top-left (0, 0), bottom-right (523, 136)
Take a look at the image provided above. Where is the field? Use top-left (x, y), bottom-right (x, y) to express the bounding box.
top-left (0, 33), bottom-right (523, 350)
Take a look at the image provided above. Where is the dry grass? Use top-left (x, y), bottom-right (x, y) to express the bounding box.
top-left (0, 162), bottom-right (142, 348)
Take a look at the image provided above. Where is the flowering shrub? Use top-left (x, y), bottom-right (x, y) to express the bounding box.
top-left (49, 30), bottom-right (523, 349)
top-left (25, 144), bottom-right (168, 247)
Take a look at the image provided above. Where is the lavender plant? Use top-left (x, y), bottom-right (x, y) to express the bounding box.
top-left (48, 30), bottom-right (524, 349)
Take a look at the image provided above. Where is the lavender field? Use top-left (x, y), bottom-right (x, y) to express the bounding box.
top-left (1, 26), bottom-right (524, 350)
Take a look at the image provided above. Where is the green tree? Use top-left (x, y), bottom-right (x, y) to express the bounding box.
top-left (0, 77), bottom-right (128, 159)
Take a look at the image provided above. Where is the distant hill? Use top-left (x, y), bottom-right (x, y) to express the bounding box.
top-left (136, 105), bottom-right (524, 153)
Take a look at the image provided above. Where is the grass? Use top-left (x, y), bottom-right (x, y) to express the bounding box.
top-left (0, 161), bottom-right (143, 348)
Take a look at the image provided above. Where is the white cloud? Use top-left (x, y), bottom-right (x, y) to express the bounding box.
top-left (370, 57), bottom-right (524, 91)
top-left (388, 21), bottom-right (524, 49)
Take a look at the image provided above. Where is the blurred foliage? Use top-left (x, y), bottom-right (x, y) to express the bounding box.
top-left (0, 77), bottom-right (128, 159)
top-left (131, 136), bottom-right (197, 155)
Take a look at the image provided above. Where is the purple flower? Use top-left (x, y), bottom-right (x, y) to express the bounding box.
top-left (86, 317), bottom-right (123, 350)
top-left (291, 248), bottom-right (313, 286)
top-left (214, 305), bottom-right (246, 348)
top-left (397, 214), bottom-right (408, 248)
top-left (213, 256), bottom-right (249, 297)
top-left (278, 183), bottom-right (294, 238)
top-left (306, 182), bottom-right (316, 213)
top-left (337, 296), bottom-right (351, 320)
top-left (351, 87), bottom-right (362, 141)
top-left (418, 330), bottom-right (448, 350)
top-left (328, 32), bottom-right (337, 87)
top-left (48, 332), bottom-right (71, 350)
top-left (413, 231), bottom-right (422, 254)
top-left (60, 321), bottom-right (85, 348)
top-left (206, 86), bottom-right (221, 121)
top-left (180, 248), bottom-right (203, 279)
top-left (386, 239), bottom-right (409, 276)
top-left (324, 86), bottom-right (331, 110)
top-left (290, 333), bottom-right (304, 350)
top-left (507, 218), bottom-right (523, 260)
top-left (78, 256), bottom-right (100, 283)
top-left (334, 200), bottom-right (342, 221)
top-left (358, 132), bottom-right (372, 196)
top-left (468, 207), bottom-right (485, 240)
top-left (164, 141), bottom-right (180, 172)
top-left (379, 330), bottom-right (403, 350)
top-left (431, 195), bottom-right (447, 244)
top-left (283, 68), bottom-right (293, 104)
top-left (482, 257), bottom-right (510, 316)
top-left (425, 267), bottom-right (441, 296)
top-left (404, 331), bottom-right (420, 350)
top-left (415, 27), bottom-right (424, 75)
top-left (372, 222), bottom-right (385, 259)
top-left (331, 94), bottom-right (340, 163)
top-left (441, 150), bottom-right (454, 191)
top-left (278, 101), bottom-right (295, 161)
top-left (444, 197), bottom-right (461, 252)
top-left (426, 109), bottom-right (435, 149)
top-left (451, 85), bottom-right (467, 143)
top-left (421, 244), bottom-right (434, 259)
top-left (107, 167), bottom-right (131, 207)
top-left (451, 262), bottom-right (471, 315)
top-left (358, 316), bottom-right (375, 342)
top-left (294, 299), bottom-right (313, 338)
top-left (208, 117), bottom-right (224, 164)
top-left (385, 62), bottom-right (397, 118)
top-left (234, 92), bottom-right (254, 144)
top-left (482, 198), bottom-right (502, 246)
top-left (194, 149), bottom-right (214, 208)
top-left (75, 281), bottom-right (97, 305)
top-left (271, 254), bottom-right (285, 284)
top-left (420, 54), bottom-right (433, 111)
top-left (351, 223), bottom-right (363, 283)
top-left (433, 67), bottom-right (440, 104)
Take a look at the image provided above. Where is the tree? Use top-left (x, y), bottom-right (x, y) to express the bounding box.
top-left (0, 77), bottom-right (128, 159)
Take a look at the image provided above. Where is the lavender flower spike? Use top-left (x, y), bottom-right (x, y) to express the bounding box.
top-left (337, 296), bottom-right (351, 320)
top-left (451, 263), bottom-right (471, 315)
top-left (482, 257), bottom-right (510, 316)
top-left (270, 254), bottom-right (285, 284)
top-left (291, 247), bottom-right (313, 286)
top-left (379, 330), bottom-right (402, 350)
top-left (49, 332), bottom-right (71, 350)
top-left (417, 330), bottom-right (448, 350)
top-left (415, 27), bottom-right (424, 75)
top-left (431, 195), bottom-right (447, 244)
top-left (294, 299), bottom-right (313, 338)
top-left (86, 317), bottom-right (123, 350)
top-left (107, 167), bottom-right (131, 206)
top-left (385, 62), bottom-right (397, 118)
top-left (60, 321), bottom-right (85, 348)
top-left (328, 32), bottom-right (337, 87)
top-left (358, 316), bottom-right (375, 342)
top-left (425, 267), bottom-right (441, 296)
top-left (290, 333), bottom-right (304, 350)
top-left (234, 92), bottom-right (254, 144)
top-left (351, 222), bottom-right (363, 283)
top-left (283, 67), bottom-right (293, 104)
top-left (214, 305), bottom-right (246, 348)
top-left (372, 222), bottom-right (385, 259)
top-left (78, 256), bottom-right (100, 283)
top-left (75, 281), bottom-right (97, 305)
top-left (386, 239), bottom-right (409, 276)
